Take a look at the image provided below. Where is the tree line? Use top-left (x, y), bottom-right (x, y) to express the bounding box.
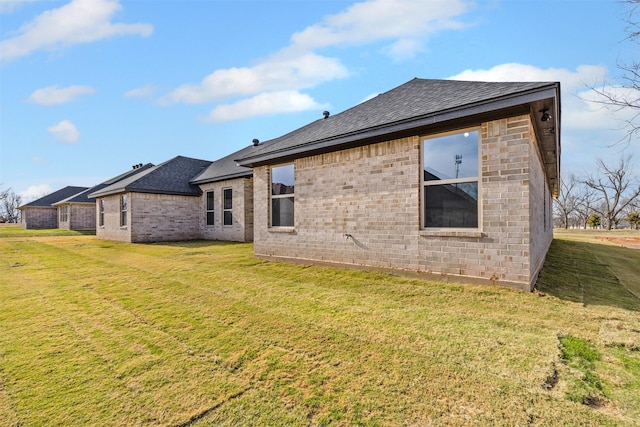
top-left (555, 1), bottom-right (640, 230)
top-left (554, 155), bottom-right (640, 229)
top-left (0, 187), bottom-right (21, 223)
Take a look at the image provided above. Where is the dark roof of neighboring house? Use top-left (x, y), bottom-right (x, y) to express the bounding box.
top-left (190, 144), bottom-right (255, 184)
top-left (236, 78), bottom-right (560, 168)
top-left (53, 163), bottom-right (155, 205)
top-left (53, 187), bottom-right (96, 205)
top-left (101, 162), bottom-right (155, 185)
top-left (89, 156), bottom-right (212, 198)
top-left (19, 186), bottom-right (88, 209)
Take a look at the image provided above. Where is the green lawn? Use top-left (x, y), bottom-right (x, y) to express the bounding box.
top-left (0, 228), bottom-right (639, 426)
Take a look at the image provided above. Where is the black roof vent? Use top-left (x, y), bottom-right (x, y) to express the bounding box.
top-left (252, 138), bottom-right (260, 146)
top-left (323, 111), bottom-right (330, 119)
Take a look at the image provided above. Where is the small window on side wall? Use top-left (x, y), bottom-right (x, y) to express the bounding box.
top-left (223, 188), bottom-right (233, 226)
top-left (422, 129), bottom-right (479, 229)
top-left (120, 194), bottom-right (127, 227)
top-left (99, 199), bottom-right (105, 226)
top-left (271, 164), bottom-right (294, 227)
top-left (206, 191), bottom-right (215, 226)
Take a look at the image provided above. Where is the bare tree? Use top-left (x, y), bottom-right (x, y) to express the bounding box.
top-left (0, 186), bottom-right (22, 223)
top-left (554, 174), bottom-right (582, 228)
top-left (588, 0), bottom-right (640, 143)
top-left (575, 185), bottom-right (598, 229)
top-left (583, 154), bottom-right (640, 229)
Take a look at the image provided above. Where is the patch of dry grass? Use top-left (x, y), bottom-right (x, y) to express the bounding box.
top-left (0, 230), bottom-right (638, 426)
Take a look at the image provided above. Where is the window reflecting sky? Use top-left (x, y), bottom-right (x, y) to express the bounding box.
top-left (271, 164), bottom-right (294, 186)
top-left (423, 130), bottom-right (478, 181)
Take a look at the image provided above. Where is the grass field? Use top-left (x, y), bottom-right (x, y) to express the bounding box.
top-left (1, 226), bottom-right (639, 426)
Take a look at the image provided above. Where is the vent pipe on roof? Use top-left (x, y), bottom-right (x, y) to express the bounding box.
top-left (323, 111), bottom-right (330, 119)
top-left (252, 139), bottom-right (260, 146)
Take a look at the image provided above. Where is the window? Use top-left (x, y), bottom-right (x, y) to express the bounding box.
top-left (271, 164), bottom-right (294, 227)
top-left (59, 206), bottom-right (68, 222)
top-left (223, 188), bottom-right (233, 226)
top-left (120, 194), bottom-right (127, 227)
top-left (206, 191), bottom-right (215, 226)
top-left (99, 199), bottom-right (105, 226)
top-left (422, 129), bottom-right (479, 228)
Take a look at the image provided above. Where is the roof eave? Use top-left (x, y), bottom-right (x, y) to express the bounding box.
top-left (94, 187), bottom-right (203, 198)
top-left (237, 84), bottom-right (559, 167)
top-left (191, 169), bottom-right (253, 185)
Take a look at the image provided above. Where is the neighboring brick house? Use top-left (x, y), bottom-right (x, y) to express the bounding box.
top-left (191, 145), bottom-right (255, 242)
top-left (236, 78), bottom-right (561, 291)
top-left (18, 186), bottom-right (88, 229)
top-left (52, 163), bottom-right (155, 231)
top-left (89, 156), bottom-right (212, 243)
top-left (53, 189), bottom-right (96, 231)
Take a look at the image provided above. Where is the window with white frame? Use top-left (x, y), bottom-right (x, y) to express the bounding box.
top-left (99, 199), bottom-right (105, 226)
top-left (422, 129), bottom-right (479, 229)
top-left (120, 194), bottom-right (127, 227)
top-left (223, 188), bottom-right (233, 226)
top-left (59, 206), bottom-right (68, 222)
top-left (206, 191), bottom-right (215, 226)
top-left (271, 164), bottom-right (294, 227)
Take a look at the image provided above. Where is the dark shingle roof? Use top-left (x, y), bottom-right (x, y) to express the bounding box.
top-left (101, 163), bottom-right (155, 185)
top-left (89, 156), bottom-right (212, 198)
top-left (19, 186), bottom-right (88, 208)
top-left (190, 145), bottom-right (255, 184)
top-left (54, 163), bottom-right (155, 205)
top-left (237, 78), bottom-right (559, 166)
top-left (53, 187), bottom-right (96, 204)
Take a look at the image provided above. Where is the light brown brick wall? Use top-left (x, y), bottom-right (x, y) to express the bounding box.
top-left (129, 193), bottom-right (201, 243)
top-left (528, 126), bottom-right (554, 286)
top-left (254, 115), bottom-right (549, 291)
top-left (20, 207), bottom-right (57, 229)
top-left (58, 204), bottom-right (96, 230)
top-left (198, 177), bottom-right (254, 242)
top-left (71, 203), bottom-right (96, 230)
top-left (95, 194), bottom-right (131, 242)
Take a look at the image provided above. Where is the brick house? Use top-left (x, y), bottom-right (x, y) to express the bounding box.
top-left (236, 78), bottom-right (561, 291)
top-left (52, 163), bottom-right (155, 231)
top-left (89, 156), bottom-right (212, 243)
top-left (190, 145), bottom-right (255, 242)
top-left (19, 186), bottom-right (88, 229)
top-left (52, 188), bottom-right (97, 231)
top-left (88, 151), bottom-right (258, 244)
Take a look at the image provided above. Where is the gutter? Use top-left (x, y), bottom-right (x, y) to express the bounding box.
top-left (237, 85), bottom-right (559, 167)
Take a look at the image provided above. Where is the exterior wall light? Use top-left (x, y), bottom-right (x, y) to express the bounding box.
top-left (540, 108), bottom-right (551, 122)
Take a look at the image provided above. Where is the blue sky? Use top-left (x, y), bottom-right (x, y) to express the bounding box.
top-left (1, 0), bottom-right (638, 201)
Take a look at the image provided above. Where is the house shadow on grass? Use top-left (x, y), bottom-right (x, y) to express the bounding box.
top-left (536, 238), bottom-right (640, 312)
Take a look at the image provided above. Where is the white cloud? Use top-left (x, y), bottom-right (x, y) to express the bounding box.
top-left (124, 84), bottom-right (157, 99)
top-left (161, 0), bottom-right (474, 122)
top-left (161, 52), bottom-right (348, 105)
top-left (450, 63), bottom-right (606, 91)
top-left (0, 0), bottom-right (153, 62)
top-left (383, 38), bottom-right (423, 61)
top-left (48, 119), bottom-right (80, 144)
top-left (0, 0), bottom-right (37, 14)
top-left (360, 93), bottom-right (379, 104)
top-left (203, 91), bottom-right (326, 123)
top-left (20, 184), bottom-right (52, 202)
top-left (290, 0), bottom-right (471, 56)
top-left (448, 63), bottom-right (640, 173)
top-left (28, 84), bottom-right (95, 106)
top-left (447, 63), bottom-right (631, 132)
top-left (31, 156), bottom-right (47, 163)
